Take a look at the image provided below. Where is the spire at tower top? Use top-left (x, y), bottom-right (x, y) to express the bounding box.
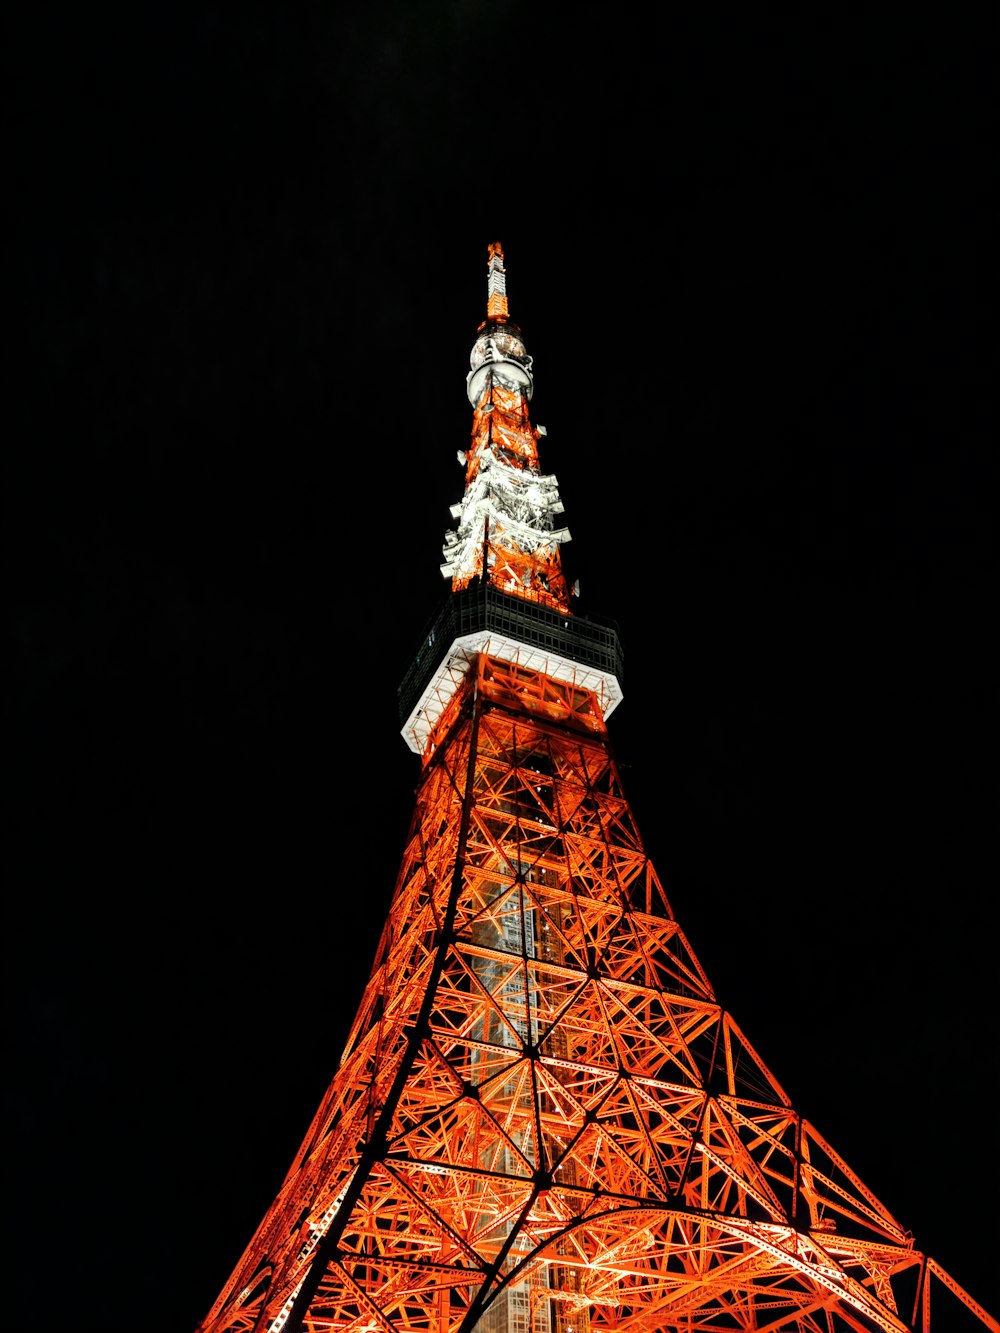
top-left (397, 242), bottom-right (625, 755)
top-left (485, 240), bottom-right (508, 322)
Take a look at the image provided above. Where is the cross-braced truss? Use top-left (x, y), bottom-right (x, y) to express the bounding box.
top-left (197, 657), bottom-right (996, 1333)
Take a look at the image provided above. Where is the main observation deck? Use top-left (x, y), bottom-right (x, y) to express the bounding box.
top-left (398, 583), bottom-right (624, 755)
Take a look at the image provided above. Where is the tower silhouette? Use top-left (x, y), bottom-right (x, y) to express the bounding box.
top-left (198, 245), bottom-right (996, 1333)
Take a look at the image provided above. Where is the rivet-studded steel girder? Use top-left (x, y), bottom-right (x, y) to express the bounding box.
top-left (196, 656), bottom-right (996, 1333)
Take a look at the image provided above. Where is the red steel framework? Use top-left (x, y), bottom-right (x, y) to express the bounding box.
top-left (197, 245), bottom-right (997, 1333)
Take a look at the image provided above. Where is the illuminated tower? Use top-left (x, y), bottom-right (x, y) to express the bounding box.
top-left (197, 245), bottom-right (996, 1333)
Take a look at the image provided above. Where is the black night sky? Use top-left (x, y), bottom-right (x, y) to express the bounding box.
top-left (9, 7), bottom-right (996, 1332)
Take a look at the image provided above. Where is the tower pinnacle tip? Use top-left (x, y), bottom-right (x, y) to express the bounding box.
top-left (486, 241), bottom-right (509, 322)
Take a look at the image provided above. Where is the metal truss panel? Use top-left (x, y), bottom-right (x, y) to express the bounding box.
top-left (197, 677), bottom-right (994, 1333)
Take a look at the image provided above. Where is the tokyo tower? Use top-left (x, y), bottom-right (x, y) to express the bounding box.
top-left (197, 244), bottom-right (996, 1333)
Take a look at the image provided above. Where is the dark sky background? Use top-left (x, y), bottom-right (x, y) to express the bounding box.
top-left (8, 6), bottom-right (996, 1332)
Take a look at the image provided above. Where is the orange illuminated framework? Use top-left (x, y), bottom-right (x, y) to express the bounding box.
top-left (447, 379), bottom-right (571, 614)
top-left (443, 243), bottom-right (571, 616)
top-left (197, 246), bottom-right (997, 1333)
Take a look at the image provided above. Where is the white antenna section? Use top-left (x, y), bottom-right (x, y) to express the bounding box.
top-left (486, 241), bottom-right (508, 321)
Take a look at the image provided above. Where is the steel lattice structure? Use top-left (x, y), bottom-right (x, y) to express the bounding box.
top-left (197, 245), bottom-right (997, 1333)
